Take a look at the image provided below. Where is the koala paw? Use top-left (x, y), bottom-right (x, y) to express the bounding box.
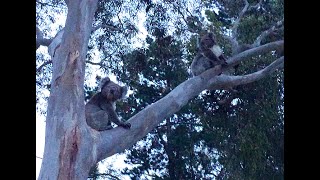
top-left (121, 122), bottom-right (131, 129)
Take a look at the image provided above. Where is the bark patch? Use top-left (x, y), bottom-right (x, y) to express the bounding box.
top-left (57, 126), bottom-right (80, 180)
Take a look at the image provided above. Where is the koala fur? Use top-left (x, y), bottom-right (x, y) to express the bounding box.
top-left (191, 32), bottom-right (228, 76)
top-left (85, 77), bottom-right (131, 131)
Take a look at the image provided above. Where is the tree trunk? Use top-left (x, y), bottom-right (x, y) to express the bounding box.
top-left (38, 0), bottom-right (99, 179)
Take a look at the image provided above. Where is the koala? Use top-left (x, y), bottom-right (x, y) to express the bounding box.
top-left (191, 32), bottom-right (228, 76)
top-left (85, 77), bottom-right (131, 131)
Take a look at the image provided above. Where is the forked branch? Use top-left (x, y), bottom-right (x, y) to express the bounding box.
top-left (96, 40), bottom-right (284, 162)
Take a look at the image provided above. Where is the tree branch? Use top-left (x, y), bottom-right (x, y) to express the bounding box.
top-left (36, 156), bottom-right (43, 159)
top-left (173, 2), bottom-right (201, 33)
top-left (95, 42), bottom-right (284, 161)
top-left (222, 34), bottom-right (239, 53)
top-left (227, 40), bottom-right (283, 67)
top-left (45, 22), bottom-right (119, 56)
top-left (37, 0), bottom-right (67, 8)
top-left (228, 0), bottom-right (265, 54)
top-left (247, 0), bottom-right (263, 11)
top-left (88, 173), bottom-right (121, 180)
top-left (207, 56), bottom-right (283, 90)
top-left (36, 27), bottom-right (53, 49)
top-left (36, 60), bottom-right (52, 73)
top-left (48, 29), bottom-right (64, 57)
top-left (85, 60), bottom-right (103, 66)
top-left (253, 19), bottom-right (284, 46)
top-left (91, 24), bottom-right (120, 33)
top-left (231, 0), bottom-right (249, 38)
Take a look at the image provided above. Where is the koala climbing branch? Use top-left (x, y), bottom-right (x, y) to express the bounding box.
top-left (85, 77), bottom-right (130, 132)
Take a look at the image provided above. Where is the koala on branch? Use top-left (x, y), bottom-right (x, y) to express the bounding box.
top-left (85, 77), bottom-right (131, 131)
top-left (191, 32), bottom-right (228, 76)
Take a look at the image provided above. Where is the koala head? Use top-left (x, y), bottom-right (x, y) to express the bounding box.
top-left (100, 77), bottom-right (128, 102)
top-left (200, 32), bottom-right (216, 48)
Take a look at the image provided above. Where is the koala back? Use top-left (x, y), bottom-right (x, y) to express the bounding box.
top-left (191, 54), bottom-right (213, 76)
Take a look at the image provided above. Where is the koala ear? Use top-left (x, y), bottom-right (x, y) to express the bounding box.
top-left (121, 86), bottom-right (128, 99)
top-left (100, 77), bottom-right (111, 91)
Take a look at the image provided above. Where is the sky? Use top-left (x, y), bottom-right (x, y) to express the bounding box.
top-left (36, 8), bottom-right (148, 179)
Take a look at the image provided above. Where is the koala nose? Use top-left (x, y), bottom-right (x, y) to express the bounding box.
top-left (110, 89), bottom-right (114, 94)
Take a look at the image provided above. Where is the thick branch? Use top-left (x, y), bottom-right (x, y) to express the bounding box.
top-left (36, 27), bottom-right (53, 49)
top-left (222, 34), bottom-right (239, 52)
top-left (95, 67), bottom-right (220, 161)
top-left (228, 23), bottom-right (283, 55)
top-left (36, 38), bottom-right (52, 50)
top-left (47, 29), bottom-right (64, 57)
top-left (208, 56), bottom-right (284, 90)
top-left (96, 53), bottom-right (284, 162)
top-left (46, 24), bottom-right (117, 57)
top-left (227, 40), bottom-right (283, 67)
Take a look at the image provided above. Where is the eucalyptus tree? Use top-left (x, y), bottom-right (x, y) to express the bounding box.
top-left (36, 0), bottom-right (283, 179)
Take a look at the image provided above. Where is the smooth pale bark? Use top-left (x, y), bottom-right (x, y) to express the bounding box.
top-left (38, 0), bottom-right (284, 179)
top-left (38, 0), bottom-right (99, 179)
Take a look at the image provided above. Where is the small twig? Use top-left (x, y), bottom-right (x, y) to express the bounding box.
top-left (36, 0), bottom-right (66, 9)
top-left (86, 60), bottom-right (103, 66)
top-left (36, 60), bottom-right (52, 73)
top-left (91, 24), bottom-right (120, 33)
top-left (36, 156), bottom-right (43, 159)
top-left (88, 173), bottom-right (120, 180)
top-left (247, 0), bottom-right (263, 11)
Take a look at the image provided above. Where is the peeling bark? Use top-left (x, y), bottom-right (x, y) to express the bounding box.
top-left (57, 127), bottom-right (80, 180)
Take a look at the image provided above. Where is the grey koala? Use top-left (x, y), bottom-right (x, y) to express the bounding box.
top-left (191, 32), bottom-right (228, 76)
top-left (85, 77), bottom-right (131, 131)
